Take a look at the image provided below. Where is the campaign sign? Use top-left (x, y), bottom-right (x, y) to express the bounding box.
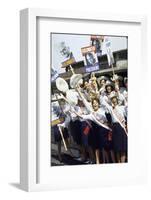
top-left (81, 46), bottom-right (100, 73)
top-left (90, 35), bottom-right (104, 57)
top-left (105, 37), bottom-right (115, 66)
top-left (61, 57), bottom-right (76, 68)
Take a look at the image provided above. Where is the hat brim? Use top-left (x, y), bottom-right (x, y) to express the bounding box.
top-left (110, 95), bottom-right (118, 100)
top-left (105, 82), bottom-right (114, 89)
top-left (56, 77), bottom-right (69, 93)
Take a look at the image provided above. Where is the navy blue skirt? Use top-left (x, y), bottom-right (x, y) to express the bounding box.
top-left (112, 123), bottom-right (127, 152)
top-left (70, 120), bottom-right (82, 145)
top-left (70, 120), bottom-right (91, 146)
top-left (88, 121), bottom-right (109, 150)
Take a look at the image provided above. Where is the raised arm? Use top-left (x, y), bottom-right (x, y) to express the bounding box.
top-left (76, 87), bottom-right (93, 113)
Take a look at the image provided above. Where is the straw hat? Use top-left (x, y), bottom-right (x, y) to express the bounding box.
top-left (97, 76), bottom-right (108, 85)
top-left (70, 74), bottom-right (83, 88)
top-left (105, 80), bottom-right (115, 90)
top-left (98, 75), bottom-right (108, 82)
top-left (109, 91), bottom-right (118, 100)
top-left (56, 77), bottom-right (69, 93)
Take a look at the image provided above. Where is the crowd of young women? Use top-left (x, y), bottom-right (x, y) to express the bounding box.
top-left (51, 73), bottom-right (128, 165)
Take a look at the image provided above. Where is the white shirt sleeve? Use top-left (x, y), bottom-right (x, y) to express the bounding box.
top-left (81, 114), bottom-right (93, 121)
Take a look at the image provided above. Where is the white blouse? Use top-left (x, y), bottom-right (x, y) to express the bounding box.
top-left (81, 107), bottom-right (111, 130)
top-left (101, 99), bottom-right (127, 124)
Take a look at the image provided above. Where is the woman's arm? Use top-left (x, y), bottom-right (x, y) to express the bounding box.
top-left (76, 87), bottom-right (93, 113)
top-left (91, 114), bottom-right (112, 131)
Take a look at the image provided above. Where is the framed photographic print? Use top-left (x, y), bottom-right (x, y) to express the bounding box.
top-left (20, 8), bottom-right (147, 191)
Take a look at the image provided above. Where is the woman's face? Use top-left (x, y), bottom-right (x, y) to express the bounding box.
top-left (116, 80), bottom-right (120, 86)
top-left (111, 97), bottom-right (118, 107)
top-left (86, 53), bottom-right (95, 65)
top-left (92, 99), bottom-right (99, 111)
top-left (86, 83), bottom-right (91, 91)
top-left (78, 100), bottom-right (84, 107)
top-left (84, 81), bottom-right (88, 87)
top-left (100, 79), bottom-right (106, 86)
top-left (106, 85), bottom-right (112, 94)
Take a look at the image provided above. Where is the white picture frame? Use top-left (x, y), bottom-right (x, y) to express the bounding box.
top-left (20, 8), bottom-right (147, 191)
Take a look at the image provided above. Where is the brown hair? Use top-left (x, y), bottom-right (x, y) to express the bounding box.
top-left (91, 98), bottom-right (100, 106)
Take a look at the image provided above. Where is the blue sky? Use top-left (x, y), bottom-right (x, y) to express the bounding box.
top-left (51, 33), bottom-right (127, 74)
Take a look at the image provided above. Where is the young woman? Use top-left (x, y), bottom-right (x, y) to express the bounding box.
top-left (51, 99), bottom-right (74, 162)
top-left (78, 100), bottom-right (95, 163)
top-left (97, 76), bottom-right (108, 91)
top-left (51, 114), bottom-right (70, 162)
top-left (102, 92), bottom-right (128, 163)
top-left (74, 98), bottom-right (112, 164)
top-left (99, 80), bottom-right (115, 106)
top-left (68, 100), bottom-right (94, 163)
top-left (112, 74), bottom-right (127, 106)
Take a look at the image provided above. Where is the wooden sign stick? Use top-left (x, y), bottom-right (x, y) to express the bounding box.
top-left (69, 65), bottom-right (75, 74)
top-left (111, 63), bottom-right (115, 77)
top-left (55, 94), bottom-right (68, 151)
top-left (58, 125), bottom-right (68, 151)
